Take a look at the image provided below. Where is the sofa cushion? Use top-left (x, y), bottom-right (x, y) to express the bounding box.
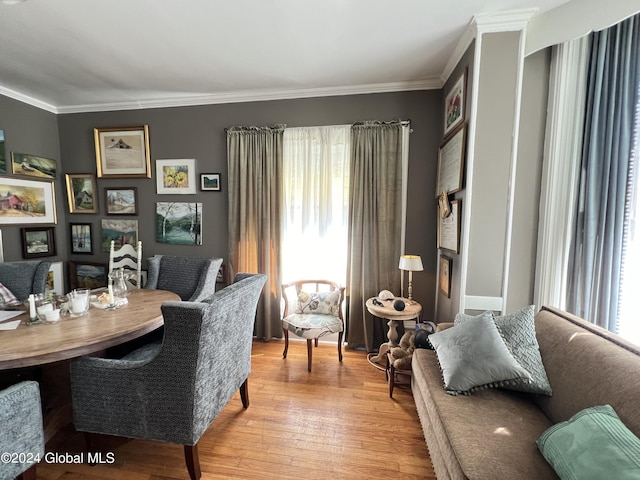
top-left (537, 404), bottom-right (640, 480)
top-left (456, 306), bottom-right (552, 396)
top-left (428, 312), bottom-right (531, 395)
top-left (412, 349), bottom-right (558, 479)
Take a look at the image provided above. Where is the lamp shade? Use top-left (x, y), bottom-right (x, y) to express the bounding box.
top-left (399, 255), bottom-right (423, 272)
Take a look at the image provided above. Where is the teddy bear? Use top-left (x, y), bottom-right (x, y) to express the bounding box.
top-left (388, 331), bottom-right (415, 370)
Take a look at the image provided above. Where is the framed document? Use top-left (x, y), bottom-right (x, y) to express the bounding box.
top-left (435, 124), bottom-right (466, 198)
top-left (438, 199), bottom-right (461, 254)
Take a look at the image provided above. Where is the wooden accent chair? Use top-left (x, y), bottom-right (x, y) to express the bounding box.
top-left (0, 381), bottom-right (44, 480)
top-left (108, 240), bottom-right (142, 289)
top-left (144, 255), bottom-right (222, 302)
top-left (70, 273), bottom-right (267, 480)
top-left (281, 279), bottom-right (345, 372)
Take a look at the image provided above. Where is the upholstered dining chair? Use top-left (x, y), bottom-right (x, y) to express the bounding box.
top-left (281, 279), bottom-right (345, 372)
top-left (108, 240), bottom-right (143, 289)
top-left (0, 260), bottom-right (50, 302)
top-left (0, 381), bottom-right (44, 480)
top-left (144, 255), bottom-right (222, 302)
top-left (70, 273), bottom-right (267, 480)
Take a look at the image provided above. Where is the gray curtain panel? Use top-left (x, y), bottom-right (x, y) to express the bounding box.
top-left (227, 125), bottom-right (285, 340)
top-left (346, 120), bottom-right (404, 351)
top-left (567, 14), bottom-right (640, 332)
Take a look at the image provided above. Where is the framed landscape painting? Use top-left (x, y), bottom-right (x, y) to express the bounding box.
top-left (156, 202), bottom-right (202, 245)
top-left (101, 219), bottom-right (138, 252)
top-left (21, 226), bottom-right (56, 258)
top-left (0, 177), bottom-right (56, 225)
top-left (94, 125), bottom-right (151, 178)
top-left (70, 222), bottom-right (93, 254)
top-left (46, 261), bottom-right (64, 295)
top-left (11, 152), bottom-right (57, 179)
top-left (69, 261), bottom-right (108, 290)
top-left (105, 187), bottom-right (137, 215)
top-left (65, 174), bottom-right (98, 214)
top-left (201, 173), bottom-right (221, 191)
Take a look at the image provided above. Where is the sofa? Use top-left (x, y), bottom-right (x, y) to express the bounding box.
top-left (411, 305), bottom-right (640, 479)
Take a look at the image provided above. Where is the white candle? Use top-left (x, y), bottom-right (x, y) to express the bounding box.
top-left (108, 285), bottom-right (115, 304)
top-left (28, 294), bottom-right (36, 319)
top-left (70, 297), bottom-right (86, 313)
top-left (37, 303), bottom-right (54, 315)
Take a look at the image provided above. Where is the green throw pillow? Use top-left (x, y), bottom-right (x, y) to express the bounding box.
top-left (428, 312), bottom-right (532, 395)
top-left (455, 305), bottom-right (552, 396)
top-left (537, 404), bottom-right (640, 480)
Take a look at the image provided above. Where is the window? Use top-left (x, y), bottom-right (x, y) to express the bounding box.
top-left (282, 125), bottom-right (351, 285)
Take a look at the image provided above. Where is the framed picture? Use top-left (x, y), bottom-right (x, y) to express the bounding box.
top-left (0, 229), bottom-right (3, 262)
top-left (70, 223), bottom-right (93, 254)
top-left (0, 130), bottom-right (6, 174)
top-left (65, 174), bottom-right (98, 214)
top-left (46, 261), bottom-right (64, 295)
top-left (11, 152), bottom-right (57, 179)
top-left (156, 159), bottom-right (197, 194)
top-left (156, 202), bottom-right (202, 245)
top-left (438, 199), bottom-right (461, 254)
top-left (69, 261), bottom-right (108, 290)
top-left (201, 173), bottom-right (221, 191)
top-left (101, 219), bottom-right (138, 252)
top-left (444, 70), bottom-right (466, 137)
top-left (21, 226), bottom-right (56, 258)
top-left (94, 125), bottom-right (151, 178)
top-left (216, 263), bottom-right (226, 284)
top-left (439, 255), bottom-right (452, 298)
top-left (0, 177), bottom-right (56, 225)
top-left (105, 187), bottom-right (138, 215)
top-left (435, 123), bottom-right (466, 198)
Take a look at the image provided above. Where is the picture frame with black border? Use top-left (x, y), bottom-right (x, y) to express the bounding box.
top-left (201, 173), bottom-right (221, 191)
top-left (69, 260), bottom-right (108, 290)
top-left (21, 226), bottom-right (56, 259)
top-left (104, 187), bottom-right (138, 215)
top-left (70, 223), bottom-right (93, 254)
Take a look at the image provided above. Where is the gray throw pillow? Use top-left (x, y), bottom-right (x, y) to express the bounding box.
top-left (428, 313), bottom-right (532, 395)
top-left (456, 306), bottom-right (552, 396)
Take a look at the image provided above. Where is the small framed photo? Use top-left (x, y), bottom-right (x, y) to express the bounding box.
top-left (439, 255), bottom-right (452, 298)
top-left (65, 174), bottom-right (98, 214)
top-left (69, 261), bottom-right (108, 290)
top-left (105, 187), bottom-right (138, 215)
top-left (444, 69), bottom-right (466, 138)
top-left (70, 223), bottom-right (93, 254)
top-left (94, 125), bottom-right (151, 178)
top-left (201, 173), bottom-right (221, 191)
top-left (21, 226), bottom-right (56, 258)
top-left (156, 159), bottom-right (197, 194)
top-left (11, 152), bottom-right (57, 179)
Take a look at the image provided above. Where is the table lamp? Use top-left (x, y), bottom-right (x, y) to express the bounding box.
top-left (399, 254), bottom-right (423, 304)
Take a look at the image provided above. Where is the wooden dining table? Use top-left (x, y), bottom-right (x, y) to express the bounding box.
top-left (0, 288), bottom-right (180, 370)
top-left (0, 288), bottom-right (180, 442)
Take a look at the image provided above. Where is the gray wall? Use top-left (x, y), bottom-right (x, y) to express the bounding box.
top-left (0, 95), bottom-right (66, 266)
top-left (58, 91), bottom-right (442, 317)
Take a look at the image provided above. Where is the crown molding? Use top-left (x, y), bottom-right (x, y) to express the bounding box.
top-left (440, 8), bottom-right (538, 84)
top-left (54, 78), bottom-right (441, 114)
top-left (0, 85), bottom-right (57, 113)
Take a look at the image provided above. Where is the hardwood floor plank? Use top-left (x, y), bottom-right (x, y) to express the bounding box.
top-left (38, 339), bottom-right (435, 479)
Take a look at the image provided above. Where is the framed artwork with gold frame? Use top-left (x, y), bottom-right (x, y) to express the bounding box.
top-left (94, 125), bottom-right (151, 178)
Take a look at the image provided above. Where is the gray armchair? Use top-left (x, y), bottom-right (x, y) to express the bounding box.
top-left (0, 381), bottom-right (44, 480)
top-left (144, 255), bottom-right (222, 301)
top-left (70, 273), bottom-right (267, 480)
top-left (0, 260), bottom-right (50, 302)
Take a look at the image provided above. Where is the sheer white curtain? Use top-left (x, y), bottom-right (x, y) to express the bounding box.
top-left (282, 125), bottom-right (351, 285)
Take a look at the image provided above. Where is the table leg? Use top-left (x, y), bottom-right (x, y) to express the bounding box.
top-left (368, 319), bottom-right (399, 365)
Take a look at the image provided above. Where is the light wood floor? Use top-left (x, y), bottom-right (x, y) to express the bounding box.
top-left (39, 339), bottom-right (435, 480)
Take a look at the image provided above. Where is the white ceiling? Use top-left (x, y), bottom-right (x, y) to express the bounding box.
top-left (0, 0), bottom-right (569, 113)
